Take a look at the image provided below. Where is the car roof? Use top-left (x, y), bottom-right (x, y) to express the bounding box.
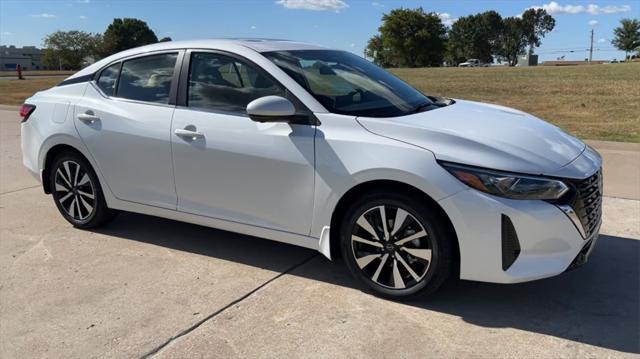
top-left (68, 38), bottom-right (327, 80)
top-left (132, 38), bottom-right (327, 53)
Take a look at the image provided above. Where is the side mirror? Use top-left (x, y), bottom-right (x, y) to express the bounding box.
top-left (247, 96), bottom-right (296, 123)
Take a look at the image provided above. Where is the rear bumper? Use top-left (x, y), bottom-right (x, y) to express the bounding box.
top-left (439, 188), bottom-right (596, 284)
top-left (21, 122), bottom-right (42, 183)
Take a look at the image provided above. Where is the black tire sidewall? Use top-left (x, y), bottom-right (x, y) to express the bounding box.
top-left (339, 191), bottom-right (453, 300)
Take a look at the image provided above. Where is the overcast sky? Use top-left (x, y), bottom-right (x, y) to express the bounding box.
top-left (1, 0), bottom-right (637, 61)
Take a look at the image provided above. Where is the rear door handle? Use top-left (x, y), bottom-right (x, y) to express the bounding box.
top-left (175, 128), bottom-right (205, 140)
top-left (77, 112), bottom-right (100, 124)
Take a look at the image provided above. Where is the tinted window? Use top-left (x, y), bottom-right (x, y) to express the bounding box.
top-left (264, 50), bottom-right (433, 117)
top-left (96, 62), bottom-right (120, 96)
top-left (188, 52), bottom-right (284, 113)
top-left (117, 53), bottom-right (177, 104)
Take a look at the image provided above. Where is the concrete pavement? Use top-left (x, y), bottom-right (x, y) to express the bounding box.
top-left (1, 107), bottom-right (638, 358)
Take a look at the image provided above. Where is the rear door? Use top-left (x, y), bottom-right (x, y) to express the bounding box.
top-left (170, 51), bottom-right (316, 234)
top-left (74, 51), bottom-right (182, 209)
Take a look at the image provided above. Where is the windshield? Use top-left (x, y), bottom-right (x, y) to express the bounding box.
top-left (263, 50), bottom-right (433, 117)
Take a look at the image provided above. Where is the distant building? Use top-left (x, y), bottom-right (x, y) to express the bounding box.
top-left (517, 54), bottom-right (538, 67)
top-left (0, 45), bottom-right (47, 71)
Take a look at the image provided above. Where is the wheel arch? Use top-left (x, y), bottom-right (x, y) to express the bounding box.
top-left (41, 143), bottom-right (91, 194)
top-left (328, 179), bottom-right (460, 276)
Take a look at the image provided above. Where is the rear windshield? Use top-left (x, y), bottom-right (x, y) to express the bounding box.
top-left (263, 50), bottom-right (433, 117)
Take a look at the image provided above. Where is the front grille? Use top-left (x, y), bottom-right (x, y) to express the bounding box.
top-left (570, 169), bottom-right (603, 238)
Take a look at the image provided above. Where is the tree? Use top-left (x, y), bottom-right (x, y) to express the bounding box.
top-left (42, 30), bottom-right (100, 70)
top-left (159, 36), bottom-right (172, 42)
top-left (366, 7), bottom-right (447, 67)
top-left (612, 18), bottom-right (640, 62)
top-left (365, 35), bottom-right (393, 67)
top-left (98, 18), bottom-right (158, 57)
top-left (521, 8), bottom-right (555, 56)
top-left (496, 17), bottom-right (527, 66)
top-left (446, 11), bottom-right (503, 65)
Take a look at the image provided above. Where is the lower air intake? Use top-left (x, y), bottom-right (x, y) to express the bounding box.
top-left (501, 214), bottom-right (521, 271)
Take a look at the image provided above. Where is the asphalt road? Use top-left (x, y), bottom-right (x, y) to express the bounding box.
top-left (1, 108), bottom-right (638, 358)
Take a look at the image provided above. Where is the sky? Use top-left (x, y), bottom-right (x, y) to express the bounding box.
top-left (1, 0), bottom-right (638, 62)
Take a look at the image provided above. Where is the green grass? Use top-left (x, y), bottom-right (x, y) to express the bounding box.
top-left (391, 63), bottom-right (640, 142)
top-left (1, 64), bottom-right (638, 142)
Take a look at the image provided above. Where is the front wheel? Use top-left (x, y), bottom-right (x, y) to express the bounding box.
top-left (339, 191), bottom-right (455, 299)
top-left (49, 151), bottom-right (116, 228)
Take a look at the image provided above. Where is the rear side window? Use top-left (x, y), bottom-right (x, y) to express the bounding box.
top-left (117, 53), bottom-right (178, 104)
top-left (96, 62), bottom-right (120, 96)
top-left (188, 52), bottom-right (284, 113)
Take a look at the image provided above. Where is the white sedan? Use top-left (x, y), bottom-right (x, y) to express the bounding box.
top-left (20, 39), bottom-right (602, 299)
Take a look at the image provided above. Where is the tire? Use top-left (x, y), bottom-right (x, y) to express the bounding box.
top-left (339, 190), bottom-right (454, 300)
top-left (49, 151), bottom-right (116, 228)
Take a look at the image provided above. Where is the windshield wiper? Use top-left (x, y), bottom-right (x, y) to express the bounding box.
top-left (427, 96), bottom-right (455, 107)
top-left (412, 102), bottom-right (436, 113)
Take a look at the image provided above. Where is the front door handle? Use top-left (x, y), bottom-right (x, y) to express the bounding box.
top-left (77, 112), bottom-right (100, 124)
top-left (175, 128), bottom-right (205, 140)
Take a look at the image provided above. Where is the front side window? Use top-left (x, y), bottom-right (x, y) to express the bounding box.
top-left (117, 53), bottom-right (178, 104)
top-left (96, 62), bottom-right (120, 96)
top-left (188, 52), bottom-right (284, 113)
top-left (264, 50), bottom-right (433, 117)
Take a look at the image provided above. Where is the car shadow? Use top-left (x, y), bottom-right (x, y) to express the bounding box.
top-left (94, 211), bottom-right (639, 354)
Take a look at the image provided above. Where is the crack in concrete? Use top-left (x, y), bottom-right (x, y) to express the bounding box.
top-left (0, 185), bottom-right (40, 196)
top-left (140, 253), bottom-right (318, 358)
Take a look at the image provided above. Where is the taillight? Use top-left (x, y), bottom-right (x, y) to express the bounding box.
top-left (19, 104), bottom-right (36, 123)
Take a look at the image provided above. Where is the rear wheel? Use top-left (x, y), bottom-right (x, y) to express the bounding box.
top-left (49, 152), bottom-right (116, 228)
top-left (340, 190), bottom-right (454, 299)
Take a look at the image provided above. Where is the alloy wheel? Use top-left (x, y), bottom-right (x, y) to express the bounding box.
top-left (351, 205), bottom-right (433, 290)
top-left (54, 160), bottom-right (96, 221)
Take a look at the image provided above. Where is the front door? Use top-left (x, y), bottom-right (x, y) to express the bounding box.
top-left (171, 51), bottom-right (315, 235)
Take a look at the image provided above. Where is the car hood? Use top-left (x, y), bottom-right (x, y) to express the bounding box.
top-left (356, 99), bottom-right (586, 176)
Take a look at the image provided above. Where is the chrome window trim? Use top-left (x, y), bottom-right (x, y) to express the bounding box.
top-left (88, 81), bottom-right (178, 109)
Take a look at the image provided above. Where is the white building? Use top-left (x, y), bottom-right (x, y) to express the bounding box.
top-left (0, 45), bottom-right (46, 71)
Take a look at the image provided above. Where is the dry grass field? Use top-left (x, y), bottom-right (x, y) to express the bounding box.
top-left (0, 64), bottom-right (638, 142)
top-left (0, 70), bottom-right (75, 77)
top-left (0, 77), bottom-right (63, 107)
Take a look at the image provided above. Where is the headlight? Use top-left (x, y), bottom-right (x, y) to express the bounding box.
top-left (440, 162), bottom-right (569, 200)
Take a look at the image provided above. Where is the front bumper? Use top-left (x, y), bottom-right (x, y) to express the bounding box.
top-left (566, 228), bottom-right (600, 270)
top-left (439, 188), bottom-right (600, 284)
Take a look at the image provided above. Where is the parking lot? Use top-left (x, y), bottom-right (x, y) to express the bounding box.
top-left (1, 106), bottom-right (638, 358)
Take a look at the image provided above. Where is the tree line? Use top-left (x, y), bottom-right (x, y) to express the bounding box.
top-left (42, 13), bottom-right (640, 70)
top-left (42, 18), bottom-right (170, 70)
top-left (367, 7), bottom-right (640, 67)
top-left (366, 7), bottom-right (555, 67)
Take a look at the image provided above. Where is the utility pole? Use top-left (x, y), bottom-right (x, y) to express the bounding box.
top-left (589, 28), bottom-right (594, 63)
